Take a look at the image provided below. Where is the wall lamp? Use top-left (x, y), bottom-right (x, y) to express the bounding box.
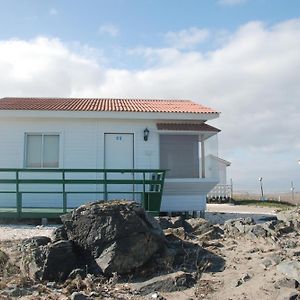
top-left (144, 128), bottom-right (150, 141)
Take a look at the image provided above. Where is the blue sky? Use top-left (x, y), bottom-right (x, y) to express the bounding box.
top-left (1, 0), bottom-right (299, 66)
top-left (0, 0), bottom-right (300, 194)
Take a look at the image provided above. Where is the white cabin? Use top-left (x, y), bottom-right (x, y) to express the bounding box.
top-left (0, 97), bottom-right (221, 214)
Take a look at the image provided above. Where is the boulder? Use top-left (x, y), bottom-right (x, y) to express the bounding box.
top-left (60, 200), bottom-right (166, 275)
top-left (183, 218), bottom-right (211, 235)
top-left (20, 236), bottom-right (79, 282)
top-left (42, 240), bottom-right (79, 281)
top-left (20, 236), bottom-right (51, 280)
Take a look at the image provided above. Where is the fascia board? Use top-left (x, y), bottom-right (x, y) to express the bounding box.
top-left (0, 110), bottom-right (219, 121)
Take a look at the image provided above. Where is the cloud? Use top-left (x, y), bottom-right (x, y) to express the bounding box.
top-left (218, 0), bottom-right (248, 6)
top-left (0, 19), bottom-right (300, 192)
top-left (164, 27), bottom-right (209, 49)
top-left (0, 37), bottom-right (105, 97)
top-left (98, 24), bottom-right (119, 37)
top-left (49, 8), bottom-right (58, 16)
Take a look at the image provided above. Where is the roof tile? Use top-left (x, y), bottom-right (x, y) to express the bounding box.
top-left (0, 97), bottom-right (218, 114)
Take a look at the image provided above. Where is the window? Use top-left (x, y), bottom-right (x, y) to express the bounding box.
top-left (160, 134), bottom-right (199, 178)
top-left (25, 134), bottom-right (60, 168)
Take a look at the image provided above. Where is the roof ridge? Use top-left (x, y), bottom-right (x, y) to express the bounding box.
top-left (1, 97), bottom-right (194, 102)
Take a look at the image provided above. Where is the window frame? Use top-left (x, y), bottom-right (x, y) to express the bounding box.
top-left (24, 132), bottom-right (61, 169)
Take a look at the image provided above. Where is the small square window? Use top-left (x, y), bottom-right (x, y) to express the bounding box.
top-left (25, 134), bottom-right (59, 168)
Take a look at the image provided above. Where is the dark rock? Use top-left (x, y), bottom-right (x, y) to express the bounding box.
top-left (71, 292), bottom-right (90, 300)
top-left (232, 273), bottom-right (252, 288)
top-left (249, 224), bottom-right (267, 238)
top-left (60, 200), bottom-right (166, 275)
top-left (274, 221), bottom-right (295, 236)
top-left (23, 236), bottom-right (51, 247)
top-left (20, 236), bottom-right (50, 280)
top-left (21, 237), bottom-right (80, 282)
top-left (2, 287), bottom-right (30, 298)
top-left (224, 218), bottom-right (256, 236)
top-left (183, 218), bottom-right (211, 235)
top-left (131, 271), bottom-right (196, 295)
top-left (68, 268), bottom-right (87, 279)
top-left (0, 249), bottom-right (9, 273)
top-left (164, 227), bottom-right (186, 240)
top-left (42, 240), bottom-right (78, 281)
top-left (156, 217), bottom-right (174, 230)
top-left (52, 226), bottom-right (68, 242)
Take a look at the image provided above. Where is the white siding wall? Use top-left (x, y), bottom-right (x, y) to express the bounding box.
top-left (0, 118), bottom-right (159, 169)
top-left (0, 117), bottom-right (211, 211)
top-left (0, 117), bottom-right (160, 208)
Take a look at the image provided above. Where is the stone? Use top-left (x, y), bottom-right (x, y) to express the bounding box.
top-left (249, 224), bottom-right (267, 238)
top-left (52, 226), bottom-right (68, 242)
top-left (71, 292), bottom-right (90, 300)
top-left (60, 200), bottom-right (166, 275)
top-left (20, 236), bottom-right (50, 280)
top-left (183, 218), bottom-right (210, 235)
top-left (164, 227), bottom-right (186, 240)
top-left (1, 288), bottom-right (27, 298)
top-left (260, 258), bottom-right (273, 269)
top-left (277, 260), bottom-right (300, 282)
top-left (275, 278), bottom-right (299, 289)
top-left (232, 273), bottom-right (252, 287)
top-left (261, 254), bottom-right (282, 268)
top-left (131, 271), bottom-right (196, 295)
top-left (156, 217), bottom-right (174, 230)
top-left (0, 249), bottom-right (9, 273)
top-left (42, 240), bottom-right (79, 281)
top-left (20, 237), bottom-right (79, 282)
top-left (277, 209), bottom-right (300, 223)
top-left (224, 218), bottom-right (256, 237)
top-left (275, 288), bottom-right (299, 300)
top-left (68, 268), bottom-right (87, 279)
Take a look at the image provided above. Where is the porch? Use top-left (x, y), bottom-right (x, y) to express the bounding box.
top-left (0, 168), bottom-right (166, 219)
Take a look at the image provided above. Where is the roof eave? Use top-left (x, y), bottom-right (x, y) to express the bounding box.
top-left (0, 109), bottom-right (220, 121)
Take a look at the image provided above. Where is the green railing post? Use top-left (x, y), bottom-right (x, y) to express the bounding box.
top-left (142, 172), bottom-right (146, 209)
top-left (104, 170), bottom-right (108, 201)
top-left (16, 170), bottom-right (21, 218)
top-left (62, 170), bottom-right (67, 213)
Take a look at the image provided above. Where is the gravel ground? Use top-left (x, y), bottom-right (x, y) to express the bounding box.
top-left (0, 224), bottom-right (58, 241)
top-left (205, 203), bottom-right (277, 224)
top-left (206, 203), bottom-right (276, 214)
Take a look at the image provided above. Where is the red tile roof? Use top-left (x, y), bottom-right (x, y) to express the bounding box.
top-left (157, 123), bottom-right (221, 132)
top-left (0, 97), bottom-right (218, 114)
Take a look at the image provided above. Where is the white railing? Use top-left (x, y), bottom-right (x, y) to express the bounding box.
top-left (207, 184), bottom-right (232, 200)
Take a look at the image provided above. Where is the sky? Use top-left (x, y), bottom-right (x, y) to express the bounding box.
top-left (0, 0), bottom-right (299, 194)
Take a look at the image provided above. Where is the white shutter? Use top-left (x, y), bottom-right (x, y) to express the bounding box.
top-left (26, 135), bottom-right (42, 168)
top-left (43, 135), bottom-right (59, 168)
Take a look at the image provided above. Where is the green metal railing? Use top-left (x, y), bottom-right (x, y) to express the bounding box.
top-left (0, 168), bottom-right (166, 219)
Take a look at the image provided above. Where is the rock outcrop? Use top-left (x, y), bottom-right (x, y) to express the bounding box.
top-left (21, 200), bottom-right (167, 280)
top-left (59, 200), bottom-right (166, 275)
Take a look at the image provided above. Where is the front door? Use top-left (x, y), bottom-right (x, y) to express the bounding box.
top-left (104, 133), bottom-right (134, 200)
